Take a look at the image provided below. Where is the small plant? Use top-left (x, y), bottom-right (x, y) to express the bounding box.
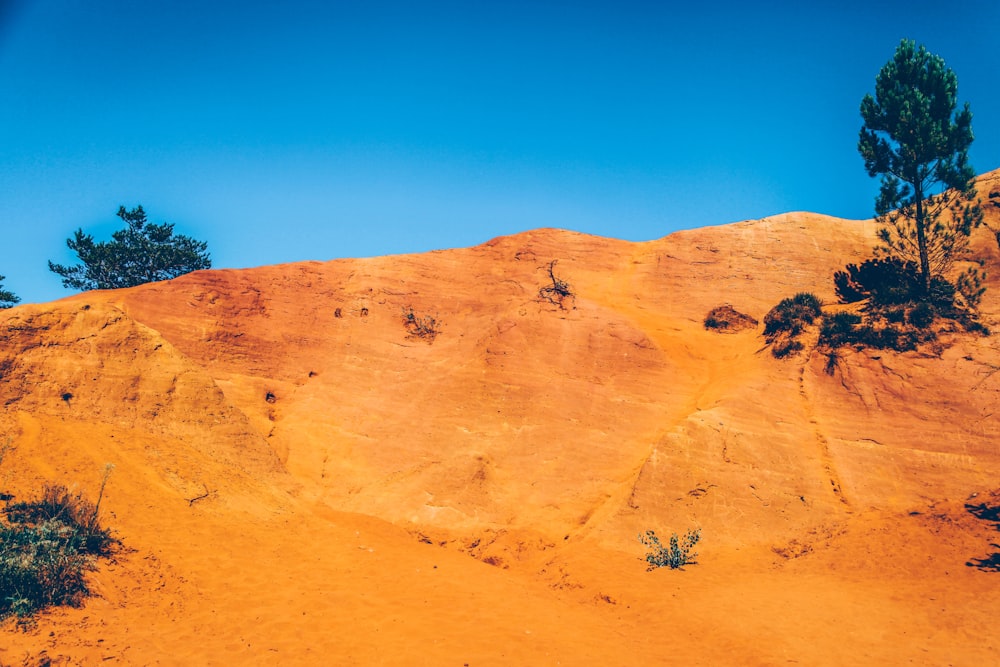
top-left (538, 260), bottom-right (574, 309)
top-left (402, 307), bottom-right (441, 342)
top-left (0, 466), bottom-right (118, 624)
top-left (638, 528), bottom-right (701, 570)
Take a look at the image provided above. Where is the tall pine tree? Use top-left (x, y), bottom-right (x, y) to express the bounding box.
top-left (858, 39), bottom-right (983, 304)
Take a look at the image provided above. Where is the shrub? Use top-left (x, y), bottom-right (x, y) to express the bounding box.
top-left (763, 293), bottom-right (822, 358)
top-left (0, 520), bottom-right (95, 621)
top-left (883, 306), bottom-right (906, 324)
top-left (834, 258), bottom-right (921, 305)
top-left (638, 529), bottom-right (701, 570)
top-left (538, 260), bottom-right (574, 309)
top-left (5, 484), bottom-right (116, 557)
top-left (818, 311), bottom-right (862, 348)
top-left (704, 305), bottom-right (758, 332)
top-left (0, 470), bottom-right (117, 623)
top-left (763, 293), bottom-right (822, 337)
top-left (771, 338), bottom-right (804, 358)
top-left (908, 302), bottom-right (936, 329)
top-left (402, 308), bottom-right (441, 342)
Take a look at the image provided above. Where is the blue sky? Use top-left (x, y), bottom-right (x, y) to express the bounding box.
top-left (1, 0), bottom-right (998, 305)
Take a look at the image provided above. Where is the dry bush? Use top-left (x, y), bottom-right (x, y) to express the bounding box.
top-left (704, 305), bottom-right (758, 332)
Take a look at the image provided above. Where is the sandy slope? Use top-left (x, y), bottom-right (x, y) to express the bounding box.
top-left (2, 173), bottom-right (1000, 665)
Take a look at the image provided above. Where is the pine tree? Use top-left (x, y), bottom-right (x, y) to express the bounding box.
top-left (49, 206), bottom-right (212, 291)
top-left (0, 276), bottom-right (19, 309)
top-left (858, 39), bottom-right (983, 302)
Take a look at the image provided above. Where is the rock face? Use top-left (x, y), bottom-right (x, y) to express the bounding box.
top-left (2, 173), bottom-right (1000, 665)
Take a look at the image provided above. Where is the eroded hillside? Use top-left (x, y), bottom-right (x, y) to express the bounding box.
top-left (2, 173), bottom-right (999, 665)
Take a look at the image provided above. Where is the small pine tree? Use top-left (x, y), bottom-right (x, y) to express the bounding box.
top-left (49, 205), bottom-right (211, 291)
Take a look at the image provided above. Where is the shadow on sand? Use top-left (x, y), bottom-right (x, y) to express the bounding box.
top-left (965, 501), bottom-right (1000, 571)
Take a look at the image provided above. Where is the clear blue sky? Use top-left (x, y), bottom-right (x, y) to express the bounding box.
top-left (1, 0), bottom-right (997, 305)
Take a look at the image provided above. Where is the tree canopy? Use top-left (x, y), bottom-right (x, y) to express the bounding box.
top-left (858, 38), bottom-right (983, 299)
top-left (0, 275), bottom-right (20, 309)
top-left (49, 206), bottom-right (212, 291)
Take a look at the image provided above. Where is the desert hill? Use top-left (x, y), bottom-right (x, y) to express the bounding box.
top-left (2, 172), bottom-right (1000, 665)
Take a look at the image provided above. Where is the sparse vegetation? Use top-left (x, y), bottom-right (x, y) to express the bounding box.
top-left (402, 307), bottom-right (441, 341)
top-left (823, 255), bottom-right (987, 353)
top-left (1, 465), bottom-right (117, 625)
top-left (704, 305), bottom-right (758, 332)
top-left (538, 260), bottom-right (574, 309)
top-left (638, 529), bottom-right (701, 570)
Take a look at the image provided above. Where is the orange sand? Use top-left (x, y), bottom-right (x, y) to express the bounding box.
top-left (2, 172), bottom-right (999, 665)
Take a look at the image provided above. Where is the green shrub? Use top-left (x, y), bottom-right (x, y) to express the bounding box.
top-left (1, 473), bottom-right (117, 623)
top-left (5, 484), bottom-right (116, 557)
top-left (763, 293), bottom-right (822, 337)
top-left (884, 306), bottom-right (906, 324)
top-left (638, 529), bottom-right (701, 570)
top-left (818, 311), bottom-right (862, 348)
top-left (0, 520), bottom-right (95, 621)
top-left (908, 302), bottom-right (936, 329)
top-left (771, 338), bottom-right (804, 358)
top-left (834, 258), bottom-right (922, 305)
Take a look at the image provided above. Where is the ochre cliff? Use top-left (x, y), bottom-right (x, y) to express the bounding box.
top-left (2, 172), bottom-right (999, 665)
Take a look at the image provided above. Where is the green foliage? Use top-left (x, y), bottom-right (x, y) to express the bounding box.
top-left (1, 468), bottom-right (117, 624)
top-left (763, 293), bottom-right (822, 338)
top-left (639, 529), bottom-right (700, 570)
top-left (819, 311), bottom-right (863, 348)
top-left (0, 276), bottom-right (19, 309)
top-left (834, 258), bottom-right (922, 306)
top-left (828, 254), bottom-right (987, 352)
top-left (5, 484), bottom-right (115, 557)
top-left (0, 520), bottom-right (95, 621)
top-left (763, 293), bottom-right (823, 358)
top-left (770, 338), bottom-right (804, 358)
top-left (818, 308), bottom-right (937, 353)
top-left (49, 205), bottom-right (211, 291)
top-left (954, 265), bottom-right (986, 310)
top-left (764, 292), bottom-right (823, 337)
top-left (907, 302), bottom-right (936, 329)
top-left (858, 39), bottom-right (984, 295)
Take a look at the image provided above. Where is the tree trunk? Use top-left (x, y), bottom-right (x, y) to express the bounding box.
top-left (914, 183), bottom-right (932, 294)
